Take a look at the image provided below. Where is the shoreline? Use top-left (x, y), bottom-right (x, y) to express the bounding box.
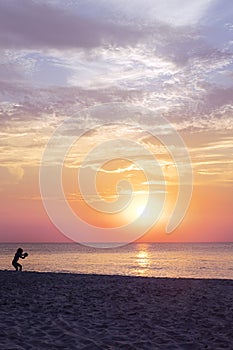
top-left (2, 269), bottom-right (233, 281)
top-left (0, 271), bottom-right (232, 349)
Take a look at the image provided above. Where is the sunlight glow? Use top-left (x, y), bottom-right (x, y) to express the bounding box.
top-left (136, 205), bottom-right (146, 217)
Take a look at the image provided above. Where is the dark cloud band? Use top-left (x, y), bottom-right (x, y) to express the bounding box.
top-left (0, 0), bottom-right (139, 49)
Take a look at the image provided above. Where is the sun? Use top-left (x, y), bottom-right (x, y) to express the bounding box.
top-left (136, 205), bottom-right (146, 217)
top-left (121, 195), bottom-right (148, 224)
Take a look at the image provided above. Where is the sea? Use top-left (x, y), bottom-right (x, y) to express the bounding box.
top-left (1, 243), bottom-right (233, 279)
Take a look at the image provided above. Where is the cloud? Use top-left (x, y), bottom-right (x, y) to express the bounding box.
top-left (204, 87), bottom-right (233, 110)
top-left (0, 0), bottom-right (140, 50)
top-left (0, 0), bottom-right (232, 99)
top-left (69, 0), bottom-right (213, 27)
top-left (0, 0), bottom-right (232, 190)
top-left (0, 165), bottom-right (24, 184)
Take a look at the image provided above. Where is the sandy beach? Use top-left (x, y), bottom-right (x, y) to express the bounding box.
top-left (0, 271), bottom-right (232, 349)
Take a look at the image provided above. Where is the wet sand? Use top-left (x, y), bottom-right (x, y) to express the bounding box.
top-left (0, 271), bottom-right (232, 349)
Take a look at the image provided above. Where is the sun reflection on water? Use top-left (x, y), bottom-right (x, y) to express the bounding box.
top-left (136, 246), bottom-right (151, 275)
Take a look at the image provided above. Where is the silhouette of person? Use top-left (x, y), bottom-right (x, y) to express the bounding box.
top-left (12, 248), bottom-right (28, 271)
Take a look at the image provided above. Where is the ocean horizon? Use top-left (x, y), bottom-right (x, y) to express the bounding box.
top-left (1, 242), bottom-right (233, 279)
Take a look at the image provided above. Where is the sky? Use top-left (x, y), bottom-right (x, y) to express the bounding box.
top-left (0, 0), bottom-right (232, 243)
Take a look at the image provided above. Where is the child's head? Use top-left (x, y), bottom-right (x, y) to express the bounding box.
top-left (17, 248), bottom-right (23, 254)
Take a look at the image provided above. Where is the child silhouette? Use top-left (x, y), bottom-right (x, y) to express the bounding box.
top-left (12, 248), bottom-right (28, 271)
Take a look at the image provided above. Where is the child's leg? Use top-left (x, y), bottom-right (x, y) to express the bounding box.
top-left (12, 262), bottom-right (18, 271)
top-left (12, 262), bottom-right (22, 271)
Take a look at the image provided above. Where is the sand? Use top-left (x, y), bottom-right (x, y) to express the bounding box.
top-left (0, 271), bottom-right (232, 350)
